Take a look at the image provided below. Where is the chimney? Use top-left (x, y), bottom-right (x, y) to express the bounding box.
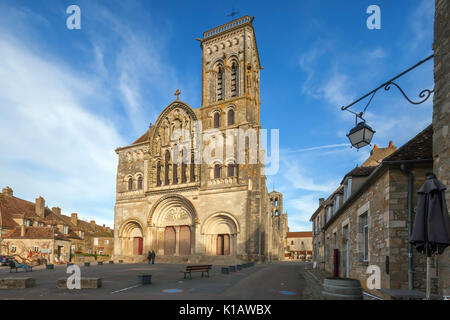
top-left (90, 220), bottom-right (95, 225)
top-left (35, 196), bottom-right (45, 217)
top-left (319, 198), bottom-right (325, 206)
top-left (2, 186), bottom-right (13, 197)
top-left (52, 207), bottom-right (61, 215)
top-left (388, 141), bottom-right (394, 148)
top-left (71, 213), bottom-right (78, 226)
top-left (21, 225), bottom-right (26, 237)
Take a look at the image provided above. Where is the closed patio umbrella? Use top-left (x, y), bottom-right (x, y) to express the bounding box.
top-left (410, 173), bottom-right (450, 300)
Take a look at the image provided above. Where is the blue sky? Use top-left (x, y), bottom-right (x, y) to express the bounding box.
top-left (0, 0), bottom-right (434, 230)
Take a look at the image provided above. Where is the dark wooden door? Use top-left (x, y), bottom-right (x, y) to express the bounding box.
top-left (179, 226), bottom-right (191, 256)
top-left (223, 234), bottom-right (230, 255)
top-left (164, 227), bottom-right (176, 256)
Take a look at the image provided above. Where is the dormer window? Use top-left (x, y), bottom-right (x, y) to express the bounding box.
top-left (334, 195), bottom-right (341, 213)
top-left (343, 177), bottom-right (352, 202)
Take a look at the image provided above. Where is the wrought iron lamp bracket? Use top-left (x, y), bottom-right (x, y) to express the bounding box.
top-left (341, 54), bottom-right (434, 118)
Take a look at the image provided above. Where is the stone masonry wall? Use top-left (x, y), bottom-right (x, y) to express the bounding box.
top-left (433, 0), bottom-right (450, 297)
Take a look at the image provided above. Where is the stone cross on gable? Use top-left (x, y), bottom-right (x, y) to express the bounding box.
top-left (174, 89), bottom-right (181, 100)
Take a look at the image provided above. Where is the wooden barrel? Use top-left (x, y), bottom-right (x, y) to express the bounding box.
top-left (322, 278), bottom-right (363, 300)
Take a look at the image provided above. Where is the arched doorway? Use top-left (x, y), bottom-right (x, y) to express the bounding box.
top-left (216, 234), bottom-right (230, 255)
top-left (202, 213), bottom-right (239, 256)
top-left (148, 194), bottom-right (197, 256)
top-left (119, 221), bottom-right (144, 256)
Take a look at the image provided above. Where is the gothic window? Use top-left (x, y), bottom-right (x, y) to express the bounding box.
top-left (137, 176), bottom-right (143, 190)
top-left (165, 150), bottom-right (170, 185)
top-left (190, 152), bottom-right (195, 182)
top-left (128, 177), bottom-right (133, 191)
top-left (231, 62), bottom-right (239, 97)
top-left (217, 67), bottom-right (224, 101)
top-left (181, 150), bottom-right (187, 183)
top-left (156, 161), bottom-right (162, 186)
top-left (172, 147), bottom-right (178, 184)
top-left (214, 164), bottom-right (221, 179)
top-left (214, 112), bottom-right (220, 128)
top-left (227, 109), bottom-right (235, 126)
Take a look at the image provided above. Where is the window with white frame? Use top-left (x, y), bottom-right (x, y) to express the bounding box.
top-left (360, 212), bottom-right (369, 261)
top-left (33, 246), bottom-right (39, 252)
top-left (343, 177), bottom-right (352, 201)
top-left (326, 206), bottom-right (332, 223)
top-left (334, 195), bottom-right (340, 213)
top-left (94, 238), bottom-right (98, 246)
top-left (105, 240), bottom-right (109, 245)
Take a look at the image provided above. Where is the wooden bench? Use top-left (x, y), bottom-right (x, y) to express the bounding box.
top-left (182, 265), bottom-right (212, 279)
top-left (9, 261), bottom-right (33, 273)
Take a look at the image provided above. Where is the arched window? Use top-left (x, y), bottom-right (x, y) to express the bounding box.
top-left (227, 163), bottom-right (235, 177)
top-left (214, 112), bottom-right (220, 128)
top-left (156, 161), bottom-right (162, 186)
top-left (181, 150), bottom-right (187, 183)
top-left (214, 164), bottom-right (221, 179)
top-left (231, 62), bottom-right (238, 97)
top-left (137, 176), bottom-right (143, 190)
top-left (227, 109), bottom-right (235, 126)
top-left (127, 177), bottom-right (133, 191)
top-left (190, 152), bottom-right (195, 182)
top-left (172, 146), bottom-right (178, 184)
top-left (217, 67), bottom-right (224, 101)
top-left (164, 150), bottom-right (170, 185)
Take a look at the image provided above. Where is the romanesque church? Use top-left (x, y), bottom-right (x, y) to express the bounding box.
top-left (113, 16), bottom-right (288, 263)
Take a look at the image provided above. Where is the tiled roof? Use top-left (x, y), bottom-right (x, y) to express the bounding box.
top-left (132, 131), bottom-right (149, 144)
top-left (340, 166), bottom-right (377, 185)
top-left (287, 231), bottom-right (312, 238)
top-left (0, 192), bottom-right (114, 236)
top-left (0, 194), bottom-right (35, 221)
top-left (3, 226), bottom-right (69, 241)
top-left (361, 144), bottom-right (397, 167)
top-left (383, 124), bottom-right (433, 162)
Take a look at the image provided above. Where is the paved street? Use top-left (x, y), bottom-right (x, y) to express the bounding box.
top-left (0, 261), bottom-right (323, 300)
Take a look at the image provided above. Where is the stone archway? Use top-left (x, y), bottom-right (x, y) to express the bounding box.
top-left (201, 212), bottom-right (239, 256)
top-left (119, 220), bottom-right (145, 256)
top-left (148, 194), bottom-right (197, 256)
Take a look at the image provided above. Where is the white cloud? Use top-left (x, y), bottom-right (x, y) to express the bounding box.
top-left (0, 28), bottom-right (124, 228)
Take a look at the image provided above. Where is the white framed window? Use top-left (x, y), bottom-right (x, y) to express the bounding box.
top-left (334, 195), bottom-right (340, 213)
top-left (33, 246), bottom-right (39, 252)
top-left (94, 238), bottom-right (98, 246)
top-left (360, 212), bottom-right (369, 262)
top-left (105, 240), bottom-right (109, 245)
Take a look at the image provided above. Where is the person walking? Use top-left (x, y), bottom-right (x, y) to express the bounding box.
top-left (147, 251), bottom-right (152, 264)
top-left (150, 250), bottom-right (156, 264)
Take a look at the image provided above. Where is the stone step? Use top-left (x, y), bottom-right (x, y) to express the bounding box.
top-left (0, 277), bottom-right (35, 289)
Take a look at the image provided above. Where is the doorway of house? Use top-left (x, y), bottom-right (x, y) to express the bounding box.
top-left (216, 234), bottom-right (230, 255)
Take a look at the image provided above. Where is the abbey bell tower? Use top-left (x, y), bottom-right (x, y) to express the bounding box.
top-left (198, 15), bottom-right (262, 126)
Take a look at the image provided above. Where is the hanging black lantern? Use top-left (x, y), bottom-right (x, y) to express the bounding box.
top-left (347, 121), bottom-right (375, 149)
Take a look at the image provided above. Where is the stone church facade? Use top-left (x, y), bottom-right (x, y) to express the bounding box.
top-left (113, 16), bottom-right (288, 263)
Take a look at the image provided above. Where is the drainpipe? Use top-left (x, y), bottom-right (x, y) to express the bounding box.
top-left (400, 163), bottom-right (414, 290)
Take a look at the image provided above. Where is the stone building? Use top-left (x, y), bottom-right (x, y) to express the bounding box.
top-left (0, 187), bottom-right (113, 264)
top-left (113, 15), bottom-right (287, 263)
top-left (310, 130), bottom-right (438, 298)
top-left (286, 231), bottom-right (312, 260)
top-left (433, 0), bottom-right (450, 298)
